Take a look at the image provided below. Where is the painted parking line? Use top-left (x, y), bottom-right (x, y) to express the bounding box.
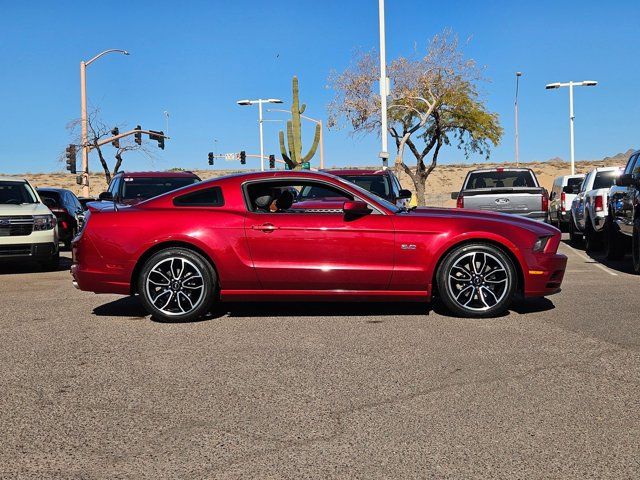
top-left (561, 242), bottom-right (618, 276)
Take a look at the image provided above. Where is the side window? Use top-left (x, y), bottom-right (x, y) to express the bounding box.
top-left (390, 174), bottom-right (401, 197)
top-left (173, 187), bottom-right (224, 207)
top-left (633, 155), bottom-right (640, 178)
top-left (246, 180), bottom-right (354, 214)
top-left (624, 154), bottom-right (638, 175)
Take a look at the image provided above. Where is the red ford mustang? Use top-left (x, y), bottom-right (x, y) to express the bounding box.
top-left (71, 171), bottom-right (567, 321)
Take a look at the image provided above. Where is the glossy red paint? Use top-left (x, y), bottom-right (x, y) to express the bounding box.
top-left (72, 171), bottom-right (566, 303)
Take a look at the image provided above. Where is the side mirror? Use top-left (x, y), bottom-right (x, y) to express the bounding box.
top-left (616, 173), bottom-right (634, 187)
top-left (98, 191), bottom-right (113, 201)
top-left (343, 200), bottom-right (371, 216)
top-left (550, 191), bottom-right (556, 200)
top-left (398, 189), bottom-right (412, 200)
top-left (562, 185), bottom-right (576, 194)
top-left (450, 191), bottom-right (459, 200)
top-left (42, 198), bottom-right (57, 209)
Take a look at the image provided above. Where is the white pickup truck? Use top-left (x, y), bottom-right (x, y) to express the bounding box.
top-left (452, 168), bottom-right (549, 222)
top-left (569, 166), bottom-right (622, 250)
top-left (0, 177), bottom-right (59, 270)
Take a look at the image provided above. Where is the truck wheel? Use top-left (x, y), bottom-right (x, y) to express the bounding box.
top-left (436, 243), bottom-right (516, 318)
top-left (41, 251), bottom-right (60, 271)
top-left (568, 218), bottom-right (583, 246)
top-left (604, 215), bottom-right (625, 260)
top-left (633, 223), bottom-right (640, 274)
top-left (139, 248), bottom-right (216, 322)
top-left (584, 217), bottom-right (602, 252)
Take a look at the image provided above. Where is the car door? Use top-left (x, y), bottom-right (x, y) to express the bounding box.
top-left (615, 154), bottom-right (639, 234)
top-left (243, 178), bottom-right (395, 291)
top-left (574, 173), bottom-right (589, 229)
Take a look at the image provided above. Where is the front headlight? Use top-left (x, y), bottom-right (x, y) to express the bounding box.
top-left (532, 235), bottom-right (551, 253)
top-left (33, 214), bottom-right (57, 231)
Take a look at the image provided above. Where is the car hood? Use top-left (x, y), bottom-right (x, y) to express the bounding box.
top-left (0, 203), bottom-right (52, 216)
top-left (409, 207), bottom-right (558, 236)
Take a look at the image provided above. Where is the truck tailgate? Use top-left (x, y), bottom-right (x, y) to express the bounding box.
top-left (462, 188), bottom-right (544, 215)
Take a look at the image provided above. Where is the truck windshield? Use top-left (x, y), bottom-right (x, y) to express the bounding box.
top-left (337, 175), bottom-right (392, 200)
top-left (0, 181), bottom-right (38, 205)
top-left (592, 171), bottom-right (619, 190)
top-left (466, 171), bottom-right (536, 189)
top-left (121, 177), bottom-right (199, 201)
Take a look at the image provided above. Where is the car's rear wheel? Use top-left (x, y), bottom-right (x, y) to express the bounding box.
top-left (436, 243), bottom-right (517, 318)
top-left (632, 223), bottom-right (640, 274)
top-left (139, 248), bottom-right (216, 322)
top-left (584, 216), bottom-right (602, 252)
top-left (604, 215), bottom-right (625, 260)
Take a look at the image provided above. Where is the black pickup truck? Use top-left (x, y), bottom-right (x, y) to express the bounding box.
top-left (605, 149), bottom-right (640, 272)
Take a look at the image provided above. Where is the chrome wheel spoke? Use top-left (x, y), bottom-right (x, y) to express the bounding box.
top-left (145, 256), bottom-right (206, 316)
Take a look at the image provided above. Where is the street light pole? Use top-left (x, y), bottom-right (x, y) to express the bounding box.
top-left (378, 0), bottom-right (390, 168)
top-left (79, 49), bottom-right (129, 196)
top-left (545, 80), bottom-right (597, 175)
top-left (237, 98), bottom-right (283, 171)
top-left (267, 108), bottom-right (325, 169)
top-left (514, 72), bottom-right (522, 166)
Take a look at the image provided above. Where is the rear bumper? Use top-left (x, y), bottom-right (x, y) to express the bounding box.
top-left (523, 253), bottom-right (567, 297)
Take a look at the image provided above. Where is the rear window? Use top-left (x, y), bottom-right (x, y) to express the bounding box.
top-left (567, 178), bottom-right (583, 188)
top-left (121, 177), bottom-right (200, 201)
top-left (466, 171), bottom-right (536, 189)
top-left (173, 187), bottom-right (223, 207)
top-left (592, 171), bottom-right (619, 190)
top-left (337, 175), bottom-right (392, 200)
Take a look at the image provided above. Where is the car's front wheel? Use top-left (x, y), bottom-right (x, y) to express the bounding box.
top-left (604, 215), bottom-right (625, 260)
top-left (436, 243), bottom-right (517, 318)
top-left (568, 218), bottom-right (583, 246)
top-left (584, 216), bottom-right (602, 252)
top-left (139, 248), bottom-right (216, 322)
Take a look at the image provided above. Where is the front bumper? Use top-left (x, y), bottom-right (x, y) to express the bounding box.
top-left (523, 253), bottom-right (567, 297)
top-left (0, 242), bottom-right (58, 261)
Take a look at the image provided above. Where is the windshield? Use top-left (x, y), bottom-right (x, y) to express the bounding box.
top-left (593, 171), bottom-right (620, 190)
top-left (337, 175), bottom-right (393, 200)
top-left (121, 177), bottom-right (199, 201)
top-left (332, 176), bottom-right (402, 213)
top-left (0, 181), bottom-right (38, 205)
top-left (466, 171), bottom-right (536, 189)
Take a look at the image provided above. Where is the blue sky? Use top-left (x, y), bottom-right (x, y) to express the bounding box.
top-left (0, 0), bottom-right (638, 174)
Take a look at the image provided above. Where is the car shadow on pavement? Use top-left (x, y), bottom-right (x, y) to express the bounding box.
top-left (0, 256), bottom-right (72, 275)
top-left (92, 295), bottom-right (556, 324)
top-left (561, 239), bottom-right (634, 275)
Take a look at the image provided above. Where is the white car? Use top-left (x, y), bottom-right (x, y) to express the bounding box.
top-left (0, 177), bottom-right (59, 270)
top-left (549, 174), bottom-right (585, 231)
top-left (569, 167), bottom-right (622, 249)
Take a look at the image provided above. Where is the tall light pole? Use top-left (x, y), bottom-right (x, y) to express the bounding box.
top-left (80, 49), bottom-right (129, 196)
top-left (514, 72), bottom-right (522, 166)
top-left (378, 0), bottom-right (390, 168)
top-left (267, 108), bottom-right (324, 169)
top-left (237, 98), bottom-right (283, 171)
top-left (545, 80), bottom-right (598, 175)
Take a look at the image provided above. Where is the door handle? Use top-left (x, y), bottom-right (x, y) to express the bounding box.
top-left (251, 223), bottom-right (279, 233)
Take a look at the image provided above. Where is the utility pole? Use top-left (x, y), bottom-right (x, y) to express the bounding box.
top-left (378, 0), bottom-right (390, 168)
top-left (515, 72), bottom-right (522, 166)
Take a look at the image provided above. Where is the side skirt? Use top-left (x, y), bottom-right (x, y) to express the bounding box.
top-left (219, 289), bottom-right (430, 302)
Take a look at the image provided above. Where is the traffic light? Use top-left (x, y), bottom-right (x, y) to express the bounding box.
top-left (208, 152), bottom-right (214, 165)
top-left (149, 130), bottom-right (165, 150)
top-left (134, 125), bottom-right (142, 145)
top-left (65, 144), bottom-right (77, 174)
top-left (240, 150), bottom-right (246, 165)
top-left (269, 154), bottom-right (275, 169)
top-left (111, 127), bottom-right (120, 148)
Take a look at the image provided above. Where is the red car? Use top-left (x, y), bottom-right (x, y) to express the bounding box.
top-left (72, 171), bottom-right (566, 321)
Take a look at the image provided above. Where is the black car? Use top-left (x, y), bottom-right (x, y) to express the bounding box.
top-left (36, 188), bottom-right (83, 250)
top-left (605, 149), bottom-right (640, 272)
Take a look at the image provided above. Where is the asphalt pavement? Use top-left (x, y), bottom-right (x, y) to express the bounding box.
top-left (0, 237), bottom-right (638, 479)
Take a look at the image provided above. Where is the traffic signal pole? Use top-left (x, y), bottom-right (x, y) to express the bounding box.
top-left (90, 129), bottom-right (170, 150)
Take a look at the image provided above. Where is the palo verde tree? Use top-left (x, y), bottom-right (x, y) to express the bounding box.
top-left (328, 31), bottom-right (503, 205)
top-left (64, 109), bottom-right (153, 185)
top-left (279, 76), bottom-right (321, 170)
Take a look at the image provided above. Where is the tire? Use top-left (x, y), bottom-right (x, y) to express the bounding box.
top-left (584, 216), bottom-right (603, 252)
top-left (41, 251), bottom-right (60, 271)
top-left (632, 223), bottom-right (640, 274)
top-left (604, 215), bottom-right (625, 260)
top-left (64, 228), bottom-right (77, 251)
top-left (138, 248), bottom-right (216, 322)
top-left (568, 218), bottom-right (583, 246)
top-left (436, 243), bottom-right (517, 318)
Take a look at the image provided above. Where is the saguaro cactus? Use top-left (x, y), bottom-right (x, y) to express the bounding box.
top-left (279, 76), bottom-right (321, 169)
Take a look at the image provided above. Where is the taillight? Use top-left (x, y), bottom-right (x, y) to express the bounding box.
top-left (542, 191), bottom-right (549, 212)
top-left (594, 195), bottom-right (604, 212)
top-left (456, 195), bottom-right (464, 208)
top-left (560, 192), bottom-right (566, 212)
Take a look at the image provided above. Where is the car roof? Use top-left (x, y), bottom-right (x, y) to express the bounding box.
top-left (468, 167), bottom-right (533, 173)
top-left (114, 171), bottom-right (200, 178)
top-left (0, 176), bottom-right (27, 182)
top-left (36, 187), bottom-right (71, 193)
top-left (322, 169), bottom-right (388, 176)
top-left (591, 166), bottom-right (623, 173)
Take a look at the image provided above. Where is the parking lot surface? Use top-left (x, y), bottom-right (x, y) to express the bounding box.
top-left (1, 238), bottom-right (638, 479)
